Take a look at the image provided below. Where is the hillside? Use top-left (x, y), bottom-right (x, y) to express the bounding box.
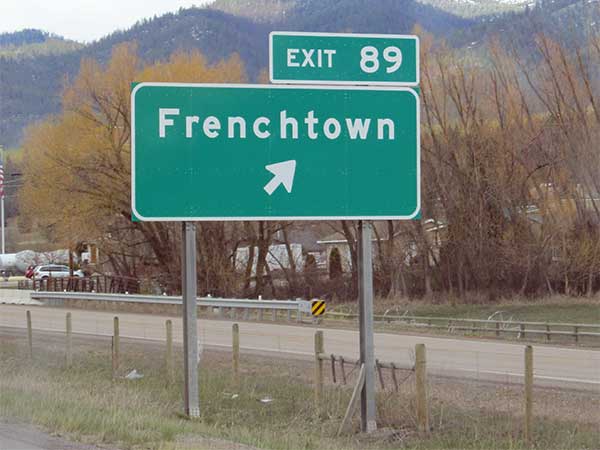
top-left (455, 0), bottom-right (600, 53)
top-left (0, 38), bottom-right (82, 59)
top-left (210, 0), bottom-right (470, 31)
top-left (418, 0), bottom-right (531, 17)
top-left (1, 0), bottom-right (598, 148)
top-left (0, 29), bottom-right (83, 58)
top-left (0, 29), bottom-right (49, 46)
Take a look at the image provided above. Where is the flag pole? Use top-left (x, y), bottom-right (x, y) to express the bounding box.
top-left (1, 145), bottom-right (5, 254)
top-left (1, 188), bottom-right (4, 254)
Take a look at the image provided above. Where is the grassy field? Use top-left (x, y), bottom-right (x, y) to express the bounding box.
top-left (1, 329), bottom-right (598, 450)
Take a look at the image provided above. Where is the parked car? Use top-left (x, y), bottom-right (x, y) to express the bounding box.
top-left (33, 265), bottom-right (84, 279)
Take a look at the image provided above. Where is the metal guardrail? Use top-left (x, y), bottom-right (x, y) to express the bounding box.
top-left (27, 291), bottom-right (599, 343)
top-left (30, 291), bottom-right (313, 315)
top-left (326, 311), bottom-right (600, 329)
top-left (326, 311), bottom-right (600, 343)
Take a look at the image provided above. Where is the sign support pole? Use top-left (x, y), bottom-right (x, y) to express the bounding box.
top-left (182, 221), bottom-right (200, 418)
top-left (358, 220), bottom-right (377, 433)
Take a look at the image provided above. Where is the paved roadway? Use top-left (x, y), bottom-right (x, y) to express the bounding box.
top-left (0, 422), bottom-right (121, 450)
top-left (1, 304), bottom-right (599, 391)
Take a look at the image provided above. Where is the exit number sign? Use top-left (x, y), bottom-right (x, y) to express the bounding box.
top-left (269, 31), bottom-right (419, 86)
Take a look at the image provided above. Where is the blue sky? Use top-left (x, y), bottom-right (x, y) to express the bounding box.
top-left (0, 0), bottom-right (214, 42)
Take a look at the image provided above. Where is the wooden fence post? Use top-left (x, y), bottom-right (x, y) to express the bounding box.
top-left (26, 310), bottom-right (33, 359)
top-left (165, 320), bottom-right (173, 384)
top-left (415, 343), bottom-right (429, 434)
top-left (66, 312), bottom-right (72, 367)
top-left (112, 316), bottom-right (120, 377)
top-left (574, 326), bottom-right (579, 344)
top-left (314, 331), bottom-right (324, 411)
top-left (232, 323), bottom-right (240, 386)
top-left (524, 345), bottom-right (533, 446)
top-left (495, 321), bottom-right (501, 337)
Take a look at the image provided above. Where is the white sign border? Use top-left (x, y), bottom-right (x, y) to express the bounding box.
top-left (269, 31), bottom-right (420, 86)
top-left (131, 82), bottom-right (420, 222)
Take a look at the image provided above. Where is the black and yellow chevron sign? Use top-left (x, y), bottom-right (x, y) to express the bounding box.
top-left (311, 300), bottom-right (326, 317)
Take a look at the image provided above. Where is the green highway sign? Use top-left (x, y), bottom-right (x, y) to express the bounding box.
top-left (131, 83), bottom-right (420, 221)
top-left (269, 32), bottom-right (419, 86)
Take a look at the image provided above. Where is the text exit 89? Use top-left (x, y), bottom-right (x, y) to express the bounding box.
top-left (270, 32), bottom-right (419, 86)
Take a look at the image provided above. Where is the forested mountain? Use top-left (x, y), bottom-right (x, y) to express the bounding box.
top-left (0, 0), bottom-right (598, 147)
top-left (0, 29), bottom-right (49, 46)
top-left (418, 0), bottom-right (531, 17)
top-left (210, 0), bottom-right (469, 31)
top-left (456, 0), bottom-right (600, 51)
top-left (0, 29), bottom-right (82, 58)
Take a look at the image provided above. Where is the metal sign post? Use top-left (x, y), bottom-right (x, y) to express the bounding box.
top-left (358, 220), bottom-right (376, 432)
top-left (181, 221), bottom-right (200, 418)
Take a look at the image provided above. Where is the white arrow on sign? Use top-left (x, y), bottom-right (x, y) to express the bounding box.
top-left (263, 160), bottom-right (296, 195)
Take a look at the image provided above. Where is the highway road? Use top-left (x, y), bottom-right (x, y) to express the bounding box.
top-left (1, 304), bottom-right (598, 391)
